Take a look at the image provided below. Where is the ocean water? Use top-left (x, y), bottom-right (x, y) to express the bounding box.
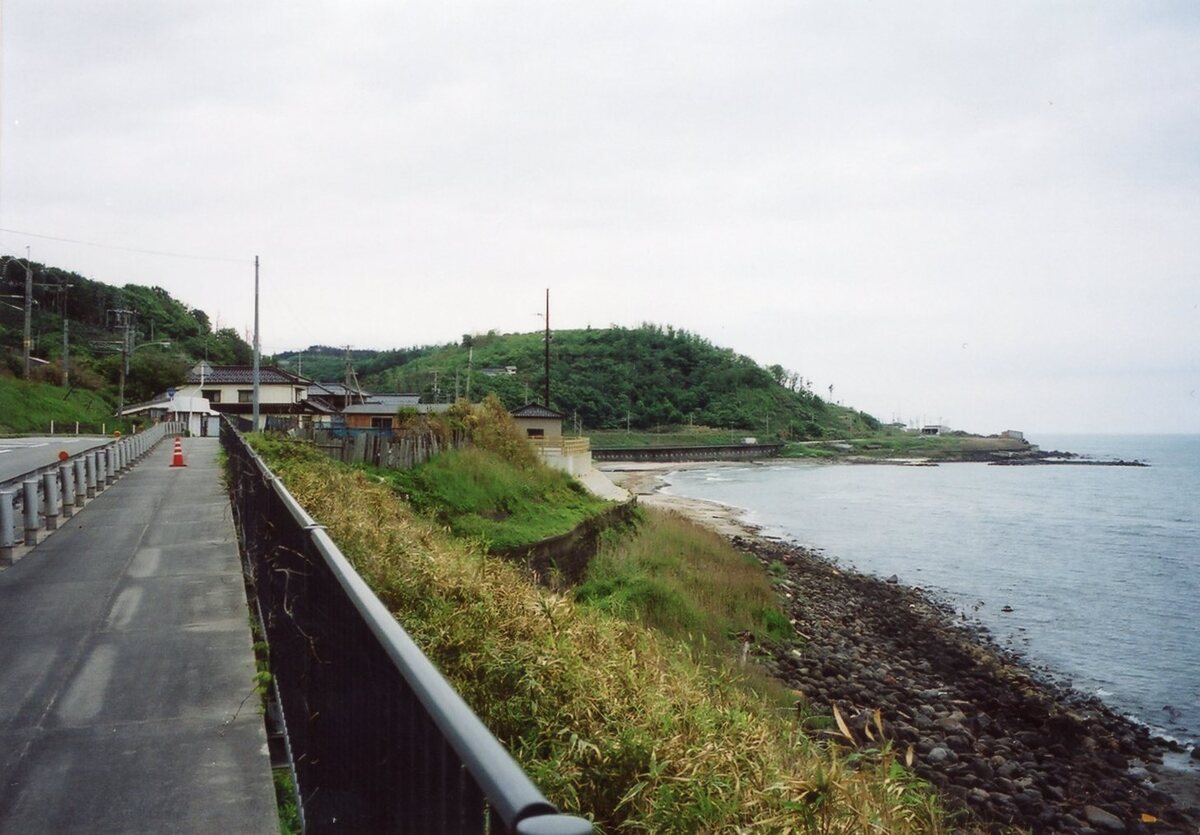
top-left (663, 435), bottom-right (1200, 747)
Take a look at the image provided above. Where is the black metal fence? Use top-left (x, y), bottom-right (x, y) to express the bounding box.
top-left (221, 419), bottom-right (592, 834)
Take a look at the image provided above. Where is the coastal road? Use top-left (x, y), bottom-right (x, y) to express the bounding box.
top-left (0, 436), bottom-right (111, 484)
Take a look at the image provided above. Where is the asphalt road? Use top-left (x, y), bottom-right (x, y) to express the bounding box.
top-left (0, 436), bottom-right (112, 485)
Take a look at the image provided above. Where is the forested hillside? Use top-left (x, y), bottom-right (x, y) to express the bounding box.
top-left (0, 257), bottom-right (252, 404)
top-left (278, 326), bottom-right (880, 438)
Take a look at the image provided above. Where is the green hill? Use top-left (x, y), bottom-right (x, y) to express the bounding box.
top-left (286, 325), bottom-right (879, 439)
top-left (0, 257), bottom-right (252, 406)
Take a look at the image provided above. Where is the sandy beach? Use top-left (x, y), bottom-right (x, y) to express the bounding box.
top-left (600, 461), bottom-right (761, 538)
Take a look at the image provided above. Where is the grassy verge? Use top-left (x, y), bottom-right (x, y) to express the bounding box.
top-left (380, 445), bottom-right (612, 550)
top-left (248, 434), bottom-right (950, 833)
top-left (0, 376), bottom-right (117, 434)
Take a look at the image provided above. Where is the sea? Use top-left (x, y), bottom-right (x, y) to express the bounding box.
top-left (661, 435), bottom-right (1200, 750)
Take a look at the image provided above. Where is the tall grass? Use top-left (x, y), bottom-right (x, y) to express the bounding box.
top-left (250, 435), bottom-right (950, 833)
top-left (578, 508), bottom-right (794, 648)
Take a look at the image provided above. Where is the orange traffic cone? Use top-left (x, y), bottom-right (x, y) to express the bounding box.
top-left (170, 436), bottom-right (187, 468)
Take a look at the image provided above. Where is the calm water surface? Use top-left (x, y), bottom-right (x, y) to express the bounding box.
top-left (664, 435), bottom-right (1200, 746)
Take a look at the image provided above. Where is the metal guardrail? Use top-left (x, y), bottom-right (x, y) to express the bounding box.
top-left (590, 442), bottom-right (784, 462)
top-left (0, 422), bottom-right (182, 565)
top-left (221, 418), bottom-right (592, 834)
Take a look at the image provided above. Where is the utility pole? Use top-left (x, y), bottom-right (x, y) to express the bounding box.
top-left (252, 255), bottom-right (260, 431)
top-left (465, 345), bottom-right (474, 402)
top-left (61, 278), bottom-right (71, 386)
top-left (23, 248), bottom-right (32, 379)
top-left (108, 308), bottom-right (136, 418)
top-left (543, 288), bottom-right (550, 408)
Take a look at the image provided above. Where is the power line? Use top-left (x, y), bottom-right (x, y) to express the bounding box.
top-left (0, 227), bottom-right (249, 264)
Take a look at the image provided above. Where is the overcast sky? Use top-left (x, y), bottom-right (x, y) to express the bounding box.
top-left (1, 2), bottom-right (1197, 433)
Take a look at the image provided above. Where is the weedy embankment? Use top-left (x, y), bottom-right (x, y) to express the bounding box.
top-left (249, 429), bottom-right (955, 833)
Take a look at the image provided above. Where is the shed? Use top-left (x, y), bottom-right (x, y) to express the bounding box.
top-left (510, 403), bottom-right (565, 442)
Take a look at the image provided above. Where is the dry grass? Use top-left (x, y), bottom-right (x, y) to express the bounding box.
top-left (252, 435), bottom-right (953, 833)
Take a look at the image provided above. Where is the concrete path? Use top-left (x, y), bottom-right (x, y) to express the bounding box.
top-left (0, 437), bottom-right (278, 833)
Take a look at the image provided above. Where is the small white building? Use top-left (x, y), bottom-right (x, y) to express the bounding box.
top-left (120, 394), bottom-right (221, 436)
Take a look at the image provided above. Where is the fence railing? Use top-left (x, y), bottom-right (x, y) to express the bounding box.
top-left (1, 422), bottom-right (182, 565)
top-left (221, 418), bottom-right (592, 834)
top-left (530, 436), bottom-right (591, 456)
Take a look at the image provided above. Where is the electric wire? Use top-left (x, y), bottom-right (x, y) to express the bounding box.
top-left (0, 227), bottom-right (250, 264)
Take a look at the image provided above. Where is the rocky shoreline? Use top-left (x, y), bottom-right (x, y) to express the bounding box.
top-left (600, 463), bottom-right (1198, 833)
top-left (744, 536), bottom-right (1199, 833)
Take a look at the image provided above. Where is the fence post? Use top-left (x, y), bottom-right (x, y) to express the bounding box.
top-left (23, 479), bottom-right (39, 546)
top-left (0, 490), bottom-right (15, 565)
top-left (60, 464), bottom-right (75, 519)
top-left (74, 458), bottom-right (87, 507)
top-left (42, 471), bottom-right (60, 531)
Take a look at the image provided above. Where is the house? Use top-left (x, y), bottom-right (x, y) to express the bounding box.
top-left (510, 403), bottom-right (565, 442)
top-left (175, 363), bottom-right (317, 418)
top-left (480, 366), bottom-right (518, 377)
top-left (1000, 430), bottom-right (1025, 442)
top-left (307, 381), bottom-right (372, 411)
top-left (341, 396), bottom-right (448, 430)
top-left (920, 424), bottom-right (950, 436)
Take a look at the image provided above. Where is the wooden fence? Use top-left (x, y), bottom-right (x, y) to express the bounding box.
top-left (296, 426), bottom-right (468, 471)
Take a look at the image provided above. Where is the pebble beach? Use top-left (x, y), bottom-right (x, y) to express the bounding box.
top-left (603, 463), bottom-right (1200, 833)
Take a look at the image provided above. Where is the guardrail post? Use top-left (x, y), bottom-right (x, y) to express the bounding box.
top-left (23, 479), bottom-right (39, 546)
top-left (105, 448), bottom-right (116, 485)
top-left (74, 458), bottom-right (87, 507)
top-left (88, 452), bottom-right (99, 497)
top-left (117, 442), bottom-right (127, 474)
top-left (42, 471), bottom-right (60, 531)
top-left (1, 490), bottom-right (15, 564)
top-left (59, 464), bottom-right (75, 519)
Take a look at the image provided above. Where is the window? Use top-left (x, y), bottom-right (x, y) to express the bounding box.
top-left (201, 389), bottom-right (220, 403)
top-left (371, 417), bottom-right (393, 430)
top-left (238, 389), bottom-right (253, 403)
top-left (526, 428), bottom-right (545, 438)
